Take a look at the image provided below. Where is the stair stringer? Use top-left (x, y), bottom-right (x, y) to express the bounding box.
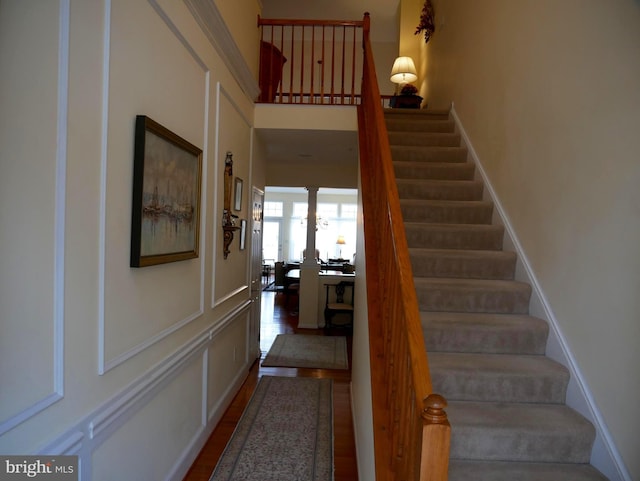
top-left (449, 102), bottom-right (630, 481)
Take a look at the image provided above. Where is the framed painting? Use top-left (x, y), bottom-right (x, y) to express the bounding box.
top-left (239, 219), bottom-right (247, 250)
top-left (130, 115), bottom-right (203, 267)
top-left (234, 177), bottom-right (243, 211)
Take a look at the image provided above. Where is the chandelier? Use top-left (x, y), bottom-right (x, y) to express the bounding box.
top-left (301, 214), bottom-right (328, 231)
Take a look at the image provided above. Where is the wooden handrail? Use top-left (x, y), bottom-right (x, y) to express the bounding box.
top-left (258, 16), bottom-right (365, 28)
top-left (357, 13), bottom-right (450, 481)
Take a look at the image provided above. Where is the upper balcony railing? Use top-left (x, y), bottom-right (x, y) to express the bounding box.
top-left (257, 15), bottom-right (366, 105)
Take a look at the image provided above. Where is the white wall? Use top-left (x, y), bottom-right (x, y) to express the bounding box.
top-left (425, 1), bottom-right (640, 479)
top-left (255, 104), bottom-right (360, 187)
top-left (350, 174), bottom-right (376, 481)
top-left (0, 0), bottom-right (265, 479)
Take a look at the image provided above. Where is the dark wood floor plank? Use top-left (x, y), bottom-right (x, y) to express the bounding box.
top-left (182, 290), bottom-right (359, 481)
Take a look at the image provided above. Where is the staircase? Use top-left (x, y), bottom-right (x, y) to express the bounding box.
top-left (385, 108), bottom-right (609, 481)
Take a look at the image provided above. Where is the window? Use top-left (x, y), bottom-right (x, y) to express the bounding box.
top-left (264, 201), bottom-right (283, 217)
top-left (262, 221), bottom-right (281, 261)
top-left (263, 201), bottom-right (284, 261)
top-left (341, 203), bottom-right (357, 219)
top-left (262, 188), bottom-right (358, 262)
top-left (317, 203), bottom-right (338, 219)
top-left (292, 202), bottom-right (308, 218)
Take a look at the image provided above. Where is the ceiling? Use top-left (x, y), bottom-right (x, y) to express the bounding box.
top-left (255, 128), bottom-right (358, 166)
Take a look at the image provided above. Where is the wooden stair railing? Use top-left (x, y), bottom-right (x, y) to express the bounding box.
top-left (357, 13), bottom-right (450, 481)
top-left (257, 15), bottom-right (365, 105)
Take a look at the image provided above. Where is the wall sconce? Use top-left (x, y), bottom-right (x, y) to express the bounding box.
top-left (222, 151), bottom-right (240, 259)
top-left (390, 56), bottom-right (418, 92)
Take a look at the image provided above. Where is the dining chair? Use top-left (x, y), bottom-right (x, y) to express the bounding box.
top-left (323, 281), bottom-right (355, 330)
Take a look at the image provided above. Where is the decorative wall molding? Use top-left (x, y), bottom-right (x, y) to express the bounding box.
top-left (165, 347), bottom-right (249, 481)
top-left (0, 0), bottom-right (69, 437)
top-left (39, 431), bottom-right (84, 456)
top-left (101, 309), bottom-right (206, 374)
top-left (98, 0), bottom-right (210, 375)
top-left (214, 285), bottom-right (249, 308)
top-left (183, 0), bottom-right (260, 101)
top-left (97, 0), bottom-right (111, 377)
top-left (450, 103), bottom-right (629, 481)
top-left (90, 329), bottom-right (209, 441)
top-left (149, 0), bottom-right (212, 324)
top-left (211, 82), bottom-right (222, 301)
top-left (211, 82), bottom-right (253, 308)
top-left (39, 300), bottom-right (252, 479)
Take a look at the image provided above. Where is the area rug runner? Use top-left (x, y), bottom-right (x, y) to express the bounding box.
top-left (262, 334), bottom-right (348, 370)
top-left (209, 376), bottom-right (333, 481)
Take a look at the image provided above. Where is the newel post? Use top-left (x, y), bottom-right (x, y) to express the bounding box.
top-left (363, 12), bottom-right (370, 33)
top-left (420, 393), bottom-right (450, 481)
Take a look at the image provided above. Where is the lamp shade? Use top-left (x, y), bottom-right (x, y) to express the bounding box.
top-left (336, 235), bottom-right (346, 245)
top-left (390, 56), bottom-right (417, 84)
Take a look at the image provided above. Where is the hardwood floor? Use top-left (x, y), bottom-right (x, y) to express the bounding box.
top-left (182, 288), bottom-right (359, 481)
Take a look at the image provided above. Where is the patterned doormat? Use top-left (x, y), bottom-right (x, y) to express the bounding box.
top-left (209, 376), bottom-right (333, 481)
top-left (262, 334), bottom-right (348, 370)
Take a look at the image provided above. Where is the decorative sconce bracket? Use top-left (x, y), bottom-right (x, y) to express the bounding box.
top-left (222, 152), bottom-right (240, 259)
top-left (223, 222), bottom-right (240, 259)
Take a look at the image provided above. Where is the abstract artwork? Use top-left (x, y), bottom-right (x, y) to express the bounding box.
top-left (130, 115), bottom-right (202, 267)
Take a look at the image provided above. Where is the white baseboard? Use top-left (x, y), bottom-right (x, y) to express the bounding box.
top-left (450, 103), bottom-right (630, 481)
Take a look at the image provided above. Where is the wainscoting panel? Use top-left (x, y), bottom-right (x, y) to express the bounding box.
top-left (98, 0), bottom-right (209, 374)
top-left (206, 307), bottom-right (250, 418)
top-left (211, 82), bottom-right (252, 308)
top-left (91, 356), bottom-right (203, 481)
top-left (0, 0), bottom-right (68, 436)
top-left (39, 302), bottom-right (252, 481)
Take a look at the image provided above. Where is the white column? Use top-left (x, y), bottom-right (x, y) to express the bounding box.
top-left (303, 186), bottom-right (319, 266)
top-left (298, 186), bottom-right (321, 328)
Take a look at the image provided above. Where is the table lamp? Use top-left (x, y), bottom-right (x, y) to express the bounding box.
top-left (336, 235), bottom-right (346, 258)
top-left (390, 56), bottom-right (417, 90)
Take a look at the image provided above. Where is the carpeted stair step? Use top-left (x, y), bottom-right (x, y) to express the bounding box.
top-left (405, 223), bottom-right (504, 250)
top-left (429, 352), bottom-right (569, 403)
top-left (391, 145), bottom-right (468, 163)
top-left (447, 401), bottom-right (596, 464)
top-left (397, 179), bottom-right (483, 201)
top-left (386, 118), bottom-right (455, 133)
top-left (384, 108), bottom-right (450, 121)
top-left (410, 248), bottom-right (516, 280)
top-left (414, 277), bottom-right (531, 313)
top-left (421, 312), bottom-right (548, 354)
top-left (401, 199), bottom-right (493, 224)
top-left (388, 131), bottom-right (461, 147)
top-left (448, 460), bottom-right (609, 481)
top-left (394, 161), bottom-right (475, 180)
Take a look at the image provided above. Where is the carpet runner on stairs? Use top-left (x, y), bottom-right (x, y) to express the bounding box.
top-left (385, 108), bottom-right (609, 481)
